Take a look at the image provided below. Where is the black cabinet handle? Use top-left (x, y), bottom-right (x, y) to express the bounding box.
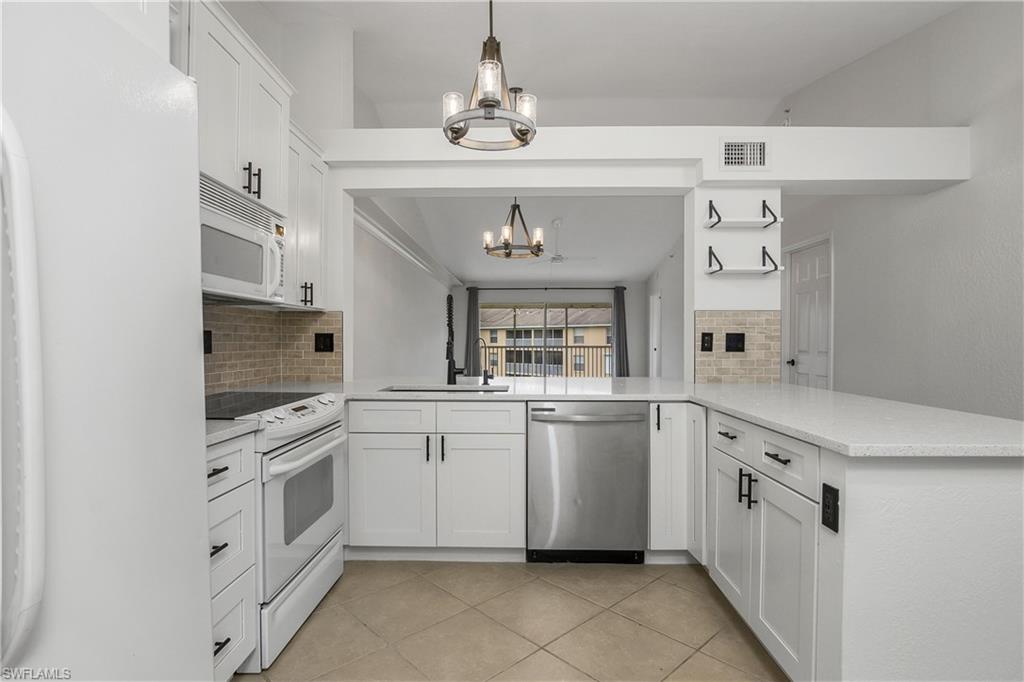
top-left (253, 167), bottom-right (263, 199)
top-left (213, 637), bottom-right (232, 656)
top-left (242, 162), bottom-right (254, 194)
top-left (718, 430), bottom-right (737, 441)
top-left (300, 282), bottom-right (309, 306)
top-left (441, 435), bottom-right (446, 462)
top-left (656, 404), bottom-right (661, 431)
top-left (210, 542), bottom-right (229, 558)
top-left (737, 467), bottom-right (745, 503)
top-left (746, 474), bottom-right (759, 509)
top-left (308, 282), bottom-right (314, 307)
top-left (207, 466), bottom-right (229, 479)
top-left (765, 451), bottom-right (792, 465)
top-left (426, 435), bottom-right (430, 462)
top-left (786, 359), bottom-right (796, 366)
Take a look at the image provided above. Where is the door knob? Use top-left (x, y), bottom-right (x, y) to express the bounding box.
top-left (786, 359), bottom-right (796, 366)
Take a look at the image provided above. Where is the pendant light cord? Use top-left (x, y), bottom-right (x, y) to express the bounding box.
top-left (489, 0), bottom-right (494, 37)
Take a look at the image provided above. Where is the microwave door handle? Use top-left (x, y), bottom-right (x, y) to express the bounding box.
top-left (267, 237), bottom-right (281, 296)
top-left (266, 435), bottom-right (346, 479)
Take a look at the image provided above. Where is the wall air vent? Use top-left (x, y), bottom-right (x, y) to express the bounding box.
top-left (721, 140), bottom-right (767, 168)
top-left (199, 174), bottom-right (277, 232)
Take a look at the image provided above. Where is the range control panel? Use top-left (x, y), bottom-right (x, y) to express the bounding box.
top-left (258, 393), bottom-right (339, 428)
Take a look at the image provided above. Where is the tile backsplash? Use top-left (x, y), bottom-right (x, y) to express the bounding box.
top-left (203, 305), bottom-right (342, 394)
top-left (695, 310), bottom-right (781, 384)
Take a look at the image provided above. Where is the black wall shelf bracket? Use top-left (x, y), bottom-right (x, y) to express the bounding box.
top-left (707, 200), bottom-right (722, 229)
top-left (707, 246), bottom-right (724, 273)
top-left (761, 246), bottom-right (780, 272)
top-left (761, 200), bottom-right (779, 229)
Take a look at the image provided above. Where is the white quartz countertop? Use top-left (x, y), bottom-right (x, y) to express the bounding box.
top-left (205, 419), bottom-right (260, 447)
top-left (241, 378), bottom-right (1023, 458)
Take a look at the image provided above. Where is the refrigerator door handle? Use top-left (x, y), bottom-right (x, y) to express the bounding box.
top-left (0, 108), bottom-right (46, 665)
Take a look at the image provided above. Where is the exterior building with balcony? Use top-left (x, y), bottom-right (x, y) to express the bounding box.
top-left (479, 305), bottom-right (614, 377)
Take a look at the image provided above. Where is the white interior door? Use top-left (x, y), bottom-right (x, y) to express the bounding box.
top-left (649, 293), bottom-right (662, 378)
top-left (787, 241), bottom-right (831, 388)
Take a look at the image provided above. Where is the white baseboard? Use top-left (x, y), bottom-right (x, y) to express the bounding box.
top-left (644, 550), bottom-right (697, 565)
top-left (345, 546), bottom-right (526, 562)
top-left (344, 546), bottom-right (697, 565)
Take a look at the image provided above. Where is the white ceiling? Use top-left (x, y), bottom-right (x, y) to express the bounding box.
top-left (412, 195), bottom-right (684, 283)
top-left (262, 1), bottom-right (958, 127)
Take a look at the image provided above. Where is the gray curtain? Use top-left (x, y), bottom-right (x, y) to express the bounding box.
top-left (612, 286), bottom-right (630, 377)
top-left (463, 287), bottom-right (481, 376)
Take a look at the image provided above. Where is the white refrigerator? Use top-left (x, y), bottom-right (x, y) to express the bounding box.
top-left (2, 3), bottom-right (215, 679)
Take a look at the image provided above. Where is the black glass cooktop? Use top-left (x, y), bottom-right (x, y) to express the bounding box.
top-left (205, 391), bottom-right (320, 420)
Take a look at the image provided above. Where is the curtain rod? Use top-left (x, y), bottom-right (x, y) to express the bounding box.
top-left (473, 286), bottom-right (622, 291)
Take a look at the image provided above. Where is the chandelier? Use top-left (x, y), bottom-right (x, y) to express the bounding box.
top-left (441, 0), bottom-right (537, 151)
top-left (483, 198), bottom-right (543, 258)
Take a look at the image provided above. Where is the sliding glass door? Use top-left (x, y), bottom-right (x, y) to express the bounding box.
top-left (479, 303), bottom-right (612, 378)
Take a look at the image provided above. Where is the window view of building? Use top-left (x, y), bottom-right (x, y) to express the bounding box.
top-left (479, 304), bottom-right (614, 377)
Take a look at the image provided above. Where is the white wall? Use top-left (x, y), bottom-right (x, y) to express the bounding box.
top-left (775, 3), bottom-right (1023, 419)
top-left (451, 282), bottom-right (648, 377)
top-left (646, 236), bottom-right (686, 381)
top-left (353, 225), bottom-right (450, 379)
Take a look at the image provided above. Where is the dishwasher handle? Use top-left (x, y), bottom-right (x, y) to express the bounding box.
top-left (531, 413), bottom-right (646, 423)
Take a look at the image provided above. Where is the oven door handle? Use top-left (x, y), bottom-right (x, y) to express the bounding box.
top-left (266, 435), bottom-right (346, 479)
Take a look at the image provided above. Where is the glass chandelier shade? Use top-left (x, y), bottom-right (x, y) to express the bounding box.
top-left (442, 1), bottom-right (537, 151)
top-left (484, 198), bottom-right (543, 258)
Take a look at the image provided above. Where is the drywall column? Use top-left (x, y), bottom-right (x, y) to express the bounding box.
top-left (684, 186), bottom-right (783, 382)
top-left (324, 179), bottom-right (355, 380)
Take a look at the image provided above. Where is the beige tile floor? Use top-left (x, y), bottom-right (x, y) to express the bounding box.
top-left (236, 561), bottom-right (788, 682)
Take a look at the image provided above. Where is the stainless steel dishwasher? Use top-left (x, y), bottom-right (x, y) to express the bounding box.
top-left (527, 401), bottom-right (648, 563)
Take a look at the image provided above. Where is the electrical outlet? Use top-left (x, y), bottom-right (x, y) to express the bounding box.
top-left (701, 332), bottom-right (714, 352)
top-left (822, 484), bottom-right (840, 533)
top-left (725, 332), bottom-right (745, 352)
top-left (314, 333), bottom-right (334, 353)
top-left (203, 330), bottom-right (212, 355)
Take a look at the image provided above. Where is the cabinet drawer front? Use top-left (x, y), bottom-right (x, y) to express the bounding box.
top-left (348, 401), bottom-right (436, 433)
top-left (208, 482), bottom-right (256, 597)
top-left (756, 429), bottom-right (820, 501)
top-left (206, 434), bottom-right (255, 500)
top-left (211, 567), bottom-right (257, 682)
top-left (710, 410), bottom-right (752, 464)
top-left (437, 402), bottom-right (525, 434)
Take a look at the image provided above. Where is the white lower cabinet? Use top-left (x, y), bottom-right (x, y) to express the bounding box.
top-left (708, 448), bottom-right (753, 613)
top-left (348, 433), bottom-right (436, 547)
top-left (649, 403), bottom-right (705, 554)
top-left (206, 432), bottom-right (258, 681)
top-left (436, 434), bottom-right (525, 548)
top-left (347, 403), bottom-right (527, 549)
top-left (749, 474), bottom-right (817, 681)
top-left (708, 445), bottom-right (817, 681)
top-left (211, 566), bottom-right (257, 682)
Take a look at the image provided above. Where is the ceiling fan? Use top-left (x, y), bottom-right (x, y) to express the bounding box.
top-left (526, 219), bottom-right (597, 266)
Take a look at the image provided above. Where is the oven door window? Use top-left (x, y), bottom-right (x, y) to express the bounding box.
top-left (283, 455), bottom-right (333, 545)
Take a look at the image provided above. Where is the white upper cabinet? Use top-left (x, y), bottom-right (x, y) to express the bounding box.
top-left (191, 2), bottom-right (247, 191)
top-left (284, 127), bottom-right (327, 307)
top-left (188, 2), bottom-right (293, 216)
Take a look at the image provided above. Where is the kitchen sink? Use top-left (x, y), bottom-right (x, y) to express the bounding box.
top-left (379, 384), bottom-right (510, 393)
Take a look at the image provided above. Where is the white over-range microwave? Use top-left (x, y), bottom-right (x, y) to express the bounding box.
top-left (200, 175), bottom-right (285, 302)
